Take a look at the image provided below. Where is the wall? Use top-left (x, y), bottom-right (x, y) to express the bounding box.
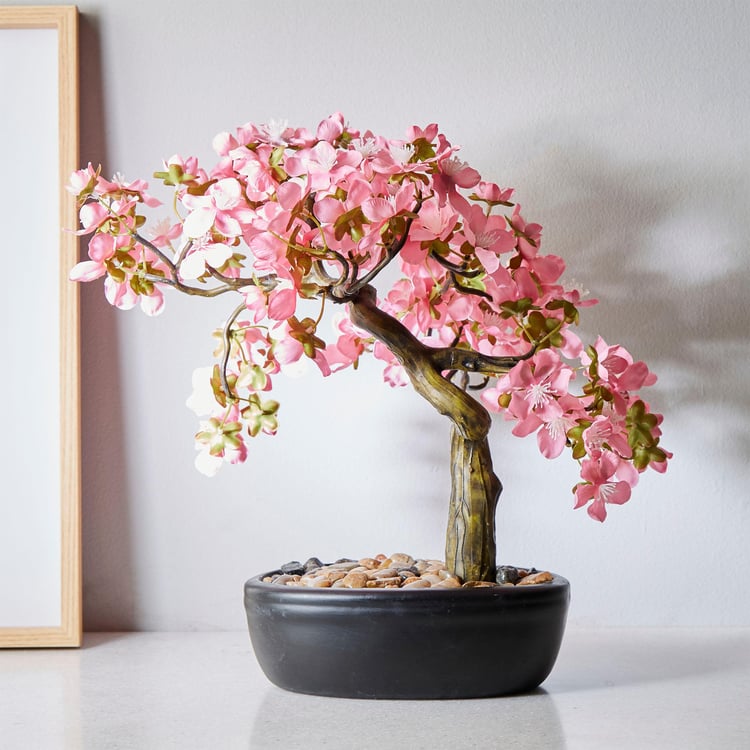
top-left (21, 0), bottom-right (750, 629)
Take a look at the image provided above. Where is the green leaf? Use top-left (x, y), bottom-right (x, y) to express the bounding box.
top-left (412, 137), bottom-right (436, 161)
top-left (333, 206), bottom-right (369, 242)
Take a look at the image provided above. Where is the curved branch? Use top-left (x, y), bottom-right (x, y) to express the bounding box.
top-left (347, 285), bottom-right (490, 441)
top-left (135, 231), bottom-right (273, 298)
top-left (429, 346), bottom-right (532, 376)
top-left (133, 231), bottom-right (177, 273)
top-left (220, 302), bottom-right (248, 402)
top-left (344, 199), bottom-right (423, 297)
top-left (206, 266), bottom-right (270, 291)
top-left (430, 253), bottom-right (482, 278)
top-left (142, 274), bottom-right (238, 298)
top-left (449, 272), bottom-right (494, 301)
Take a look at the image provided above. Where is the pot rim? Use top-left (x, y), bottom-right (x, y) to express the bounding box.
top-left (245, 570), bottom-right (570, 601)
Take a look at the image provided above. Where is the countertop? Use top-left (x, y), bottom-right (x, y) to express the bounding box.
top-left (1, 629), bottom-right (748, 749)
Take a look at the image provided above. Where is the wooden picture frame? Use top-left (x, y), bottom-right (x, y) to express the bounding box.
top-left (0, 6), bottom-right (80, 647)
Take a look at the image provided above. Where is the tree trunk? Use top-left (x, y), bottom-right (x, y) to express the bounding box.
top-left (347, 286), bottom-right (502, 581)
top-left (446, 427), bottom-right (501, 582)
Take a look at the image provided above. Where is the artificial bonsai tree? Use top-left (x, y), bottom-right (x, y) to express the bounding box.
top-left (70, 113), bottom-right (670, 584)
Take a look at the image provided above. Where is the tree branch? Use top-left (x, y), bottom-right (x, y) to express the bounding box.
top-left (429, 346), bottom-right (532, 376)
top-left (142, 274), bottom-right (238, 298)
top-left (220, 302), bottom-right (248, 402)
top-left (343, 199), bottom-right (423, 297)
top-left (347, 285), bottom-right (490, 441)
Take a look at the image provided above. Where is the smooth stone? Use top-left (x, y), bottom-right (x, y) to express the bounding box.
top-left (431, 578), bottom-right (461, 588)
top-left (496, 565), bottom-right (521, 585)
top-left (390, 553), bottom-right (416, 566)
top-left (402, 579), bottom-right (431, 589)
top-left (271, 574), bottom-right (298, 586)
top-left (303, 575), bottom-right (331, 588)
top-left (303, 557), bottom-right (324, 573)
top-left (341, 571), bottom-right (369, 589)
top-left (281, 561), bottom-right (305, 576)
top-left (371, 568), bottom-right (399, 579)
top-left (324, 561), bottom-right (361, 572)
top-left (518, 571), bottom-right (554, 585)
top-left (366, 577), bottom-right (402, 588)
top-left (325, 570), bottom-right (348, 583)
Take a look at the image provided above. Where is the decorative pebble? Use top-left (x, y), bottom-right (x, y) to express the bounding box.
top-left (341, 571), bottom-right (368, 589)
top-left (518, 571), bottom-right (554, 585)
top-left (265, 556), bottom-right (554, 590)
top-left (390, 553), bottom-right (416, 566)
top-left (303, 557), bottom-right (324, 573)
top-left (462, 581), bottom-right (496, 588)
top-left (280, 561), bottom-right (305, 576)
top-left (496, 565), bottom-right (521, 585)
top-left (402, 579), bottom-right (431, 589)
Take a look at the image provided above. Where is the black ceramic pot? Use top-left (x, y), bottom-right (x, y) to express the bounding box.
top-left (244, 572), bottom-right (570, 699)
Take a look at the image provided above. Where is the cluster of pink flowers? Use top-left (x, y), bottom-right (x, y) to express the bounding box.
top-left (70, 113), bottom-right (669, 520)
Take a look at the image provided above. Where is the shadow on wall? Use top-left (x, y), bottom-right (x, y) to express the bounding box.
top-left (78, 14), bottom-right (137, 630)
top-left (492, 134), bottom-right (750, 460)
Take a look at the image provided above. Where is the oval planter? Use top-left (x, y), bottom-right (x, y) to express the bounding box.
top-left (244, 571), bottom-right (570, 699)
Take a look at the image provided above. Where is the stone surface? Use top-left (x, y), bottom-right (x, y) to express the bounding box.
top-left (341, 571), bottom-right (368, 589)
top-left (496, 565), bottom-right (522, 585)
top-left (280, 561), bottom-right (305, 576)
top-left (266, 556), bottom-right (554, 590)
top-left (518, 571), bottom-right (554, 585)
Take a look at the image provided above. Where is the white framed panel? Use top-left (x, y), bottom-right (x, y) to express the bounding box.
top-left (0, 6), bottom-right (80, 647)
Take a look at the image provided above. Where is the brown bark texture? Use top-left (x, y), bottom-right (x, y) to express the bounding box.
top-left (348, 286), bottom-right (505, 582)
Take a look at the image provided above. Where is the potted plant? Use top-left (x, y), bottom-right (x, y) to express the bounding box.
top-left (70, 113), bottom-right (669, 699)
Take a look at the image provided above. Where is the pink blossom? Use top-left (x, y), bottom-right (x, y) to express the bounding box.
top-left (161, 154), bottom-right (208, 190)
top-left (583, 336), bottom-right (658, 393)
top-left (316, 112), bottom-right (346, 143)
top-left (148, 218), bottom-right (182, 248)
top-left (463, 205), bottom-right (515, 273)
top-left (432, 152), bottom-right (481, 214)
top-left (500, 350), bottom-right (574, 422)
top-left (267, 287), bottom-right (297, 321)
top-left (67, 163), bottom-right (99, 198)
top-left (405, 123), bottom-right (439, 143)
top-left (181, 177), bottom-right (252, 239)
top-left (95, 172), bottom-right (161, 207)
top-left (327, 313), bottom-right (369, 371)
top-left (242, 286), bottom-right (269, 323)
top-left (70, 259), bottom-right (106, 282)
top-left (179, 237), bottom-right (234, 280)
top-left (509, 205), bottom-right (542, 259)
top-left (472, 181), bottom-right (514, 204)
top-left (233, 145), bottom-right (281, 200)
top-left (76, 201), bottom-right (110, 235)
top-left (284, 141), bottom-right (354, 191)
top-left (582, 415), bottom-right (632, 459)
top-left (68, 115), bottom-right (669, 494)
top-left (410, 200), bottom-right (458, 243)
top-left (373, 342), bottom-right (409, 387)
top-left (574, 452), bottom-right (633, 522)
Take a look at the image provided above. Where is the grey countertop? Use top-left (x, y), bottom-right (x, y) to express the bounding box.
top-left (1, 629), bottom-right (748, 749)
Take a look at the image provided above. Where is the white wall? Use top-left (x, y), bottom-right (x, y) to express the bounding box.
top-left (28, 0), bottom-right (750, 629)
